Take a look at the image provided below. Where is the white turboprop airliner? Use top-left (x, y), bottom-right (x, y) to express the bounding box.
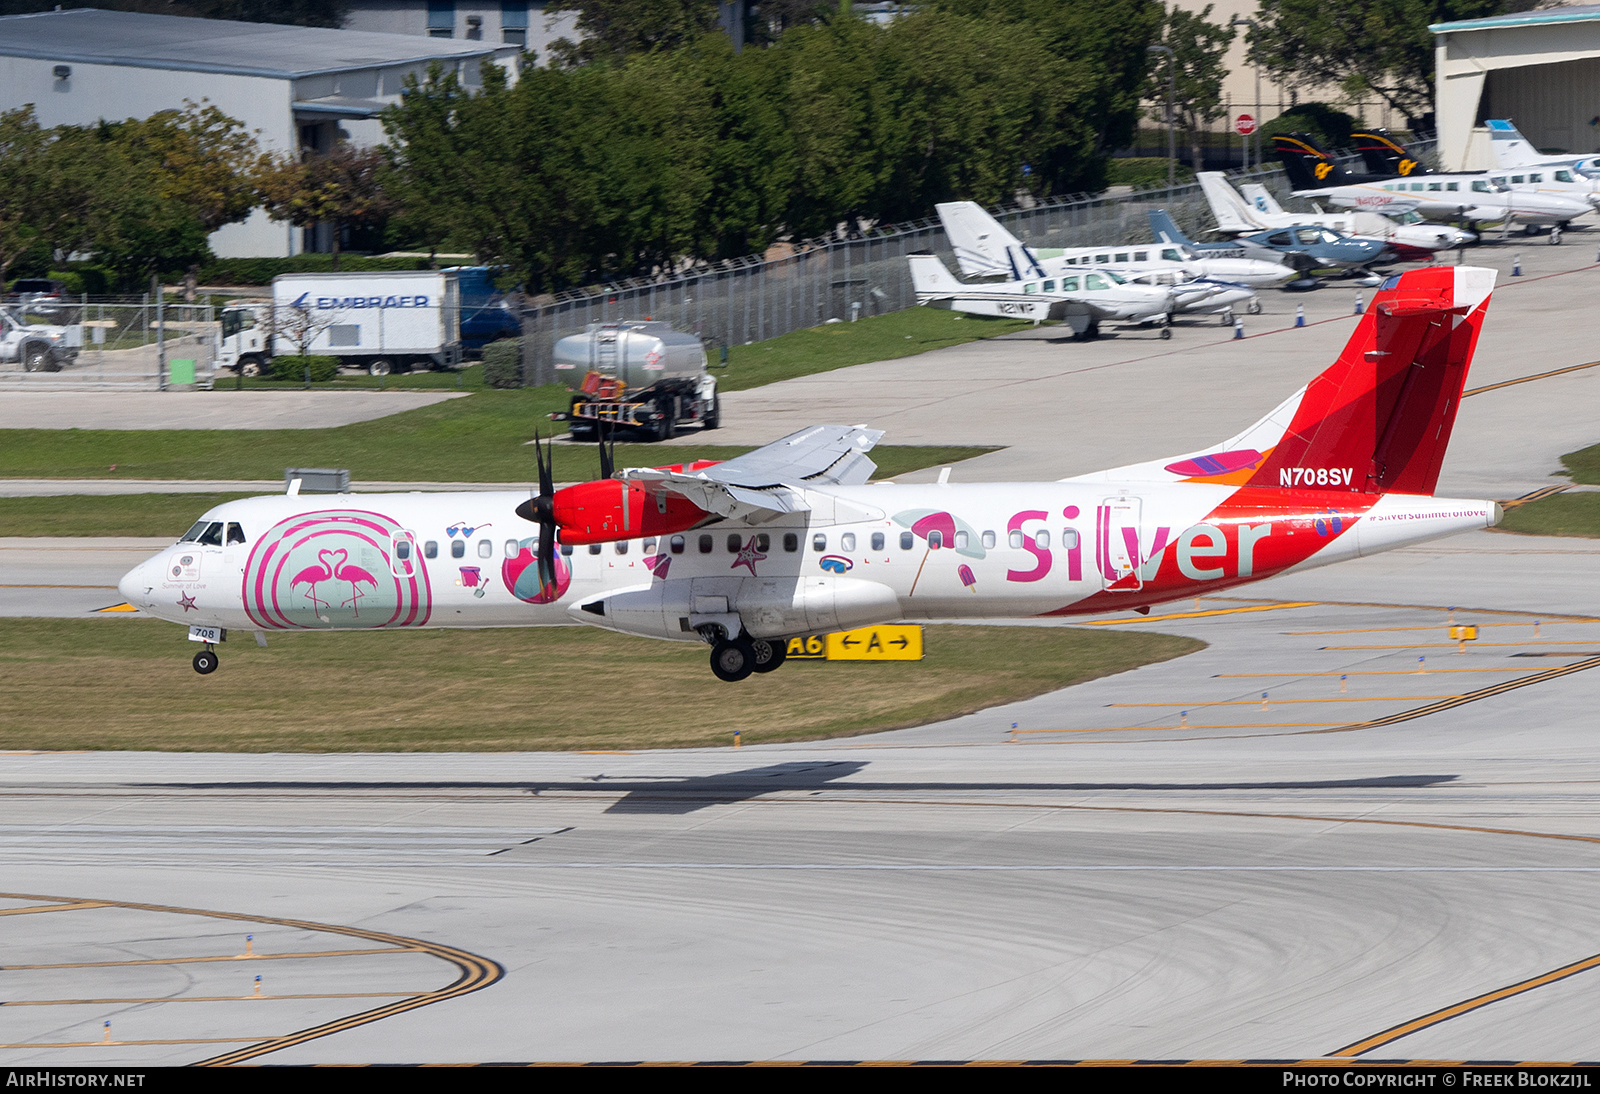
top-left (1483, 119), bottom-right (1600, 176)
top-left (1197, 172), bottom-right (1475, 259)
top-left (937, 200), bottom-right (1294, 291)
top-left (121, 267), bottom-right (1502, 682)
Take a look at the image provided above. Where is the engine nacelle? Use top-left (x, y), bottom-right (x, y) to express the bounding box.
top-left (551, 479), bottom-right (711, 545)
top-left (571, 576), bottom-right (902, 641)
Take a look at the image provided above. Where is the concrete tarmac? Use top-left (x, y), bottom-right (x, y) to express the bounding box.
top-left (2, 240), bottom-right (1599, 1064)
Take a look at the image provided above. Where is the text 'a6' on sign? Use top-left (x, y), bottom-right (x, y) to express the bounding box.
top-left (1235, 113), bottom-right (1258, 136)
top-left (784, 625), bottom-right (925, 661)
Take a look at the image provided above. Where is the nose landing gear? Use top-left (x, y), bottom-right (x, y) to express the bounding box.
top-left (193, 645), bottom-right (219, 674)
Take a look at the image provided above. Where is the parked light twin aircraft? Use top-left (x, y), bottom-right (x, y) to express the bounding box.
top-left (122, 267), bottom-right (1501, 681)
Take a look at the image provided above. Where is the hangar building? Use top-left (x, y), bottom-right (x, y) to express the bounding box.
top-left (0, 7), bottom-right (521, 257)
top-left (1434, 4), bottom-right (1600, 170)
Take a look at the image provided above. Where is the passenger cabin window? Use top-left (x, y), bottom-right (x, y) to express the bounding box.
top-left (615, 540), bottom-right (628, 554)
top-left (1134, 251), bottom-right (1148, 262)
top-left (1428, 182), bottom-right (1442, 191)
top-left (1061, 529), bottom-right (1080, 549)
top-left (954, 531), bottom-right (968, 550)
top-left (1035, 530), bottom-right (1050, 549)
top-left (1085, 274), bottom-right (1108, 290)
top-left (1061, 276), bottom-right (1079, 291)
top-left (395, 539), bottom-right (411, 561)
top-left (424, 540), bottom-right (438, 559)
top-left (1529, 173), bottom-right (1542, 183)
top-left (226, 523), bottom-right (246, 546)
top-left (755, 534), bottom-right (770, 552)
top-left (643, 538), bottom-right (656, 553)
top-left (1512, 175), bottom-right (1525, 184)
top-left (477, 539), bottom-right (492, 558)
top-left (982, 530), bottom-right (996, 549)
top-left (840, 533), bottom-right (856, 552)
top-left (899, 532), bottom-right (914, 550)
top-left (1042, 280), bottom-right (1055, 292)
top-left (1009, 530), bottom-right (1024, 549)
top-left (927, 530), bottom-right (943, 549)
top-left (588, 543), bottom-right (602, 555)
top-left (1557, 171), bottom-right (1574, 183)
top-left (782, 533), bottom-right (797, 553)
top-left (560, 544), bottom-right (574, 556)
top-left (727, 534), bottom-right (742, 553)
top-left (699, 535), bottom-right (713, 554)
top-left (1023, 282), bottom-right (1038, 294)
top-left (870, 532), bottom-right (885, 551)
top-left (670, 535), bottom-right (685, 554)
top-left (1472, 181), bottom-right (1490, 192)
top-left (1095, 254), bottom-right (1109, 263)
top-left (504, 539), bottom-right (517, 557)
top-left (451, 539), bottom-right (466, 558)
top-left (1114, 252), bottom-right (1129, 263)
top-left (812, 533), bottom-right (826, 551)
top-left (1161, 248), bottom-right (1182, 261)
top-left (1267, 232), bottom-right (1292, 246)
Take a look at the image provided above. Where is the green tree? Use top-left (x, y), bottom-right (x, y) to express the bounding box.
top-left (109, 101), bottom-right (265, 233)
top-left (547, 0), bottom-right (723, 63)
top-left (1144, 4), bottom-right (1234, 174)
top-left (0, 108), bottom-right (53, 284)
top-left (1246, 0), bottom-right (1534, 126)
top-left (258, 144), bottom-right (396, 270)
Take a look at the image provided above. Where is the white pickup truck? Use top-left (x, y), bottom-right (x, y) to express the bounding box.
top-left (1, 306), bottom-right (76, 372)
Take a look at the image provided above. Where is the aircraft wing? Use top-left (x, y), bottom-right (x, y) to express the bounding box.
top-left (618, 425), bottom-right (885, 521)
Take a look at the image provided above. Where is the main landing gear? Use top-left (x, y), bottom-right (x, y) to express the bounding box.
top-left (707, 635), bottom-right (787, 682)
top-left (192, 645), bottom-right (219, 675)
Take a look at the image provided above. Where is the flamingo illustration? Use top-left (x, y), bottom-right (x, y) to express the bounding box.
top-left (318, 548), bottom-right (379, 617)
top-left (290, 557), bottom-right (333, 614)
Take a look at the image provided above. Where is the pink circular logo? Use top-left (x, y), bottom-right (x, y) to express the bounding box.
top-left (242, 510), bottom-right (431, 630)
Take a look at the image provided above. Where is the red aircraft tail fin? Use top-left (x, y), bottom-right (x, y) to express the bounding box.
top-left (1244, 266), bottom-right (1495, 496)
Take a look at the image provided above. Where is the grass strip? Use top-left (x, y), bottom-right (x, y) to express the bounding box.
top-left (1497, 491), bottom-right (1600, 538)
top-left (1562, 443), bottom-right (1600, 487)
top-left (716, 308), bottom-right (1033, 392)
top-left (0, 620), bottom-right (1201, 752)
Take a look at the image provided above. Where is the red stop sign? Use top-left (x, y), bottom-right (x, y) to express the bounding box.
top-left (1235, 113), bottom-right (1258, 136)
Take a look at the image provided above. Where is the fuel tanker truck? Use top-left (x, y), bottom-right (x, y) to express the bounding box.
top-left (549, 320), bottom-right (720, 441)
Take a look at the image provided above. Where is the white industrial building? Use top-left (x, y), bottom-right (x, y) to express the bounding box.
top-left (343, 1), bottom-right (579, 58)
top-left (1434, 4), bottom-right (1600, 170)
top-left (0, 7), bottom-right (522, 257)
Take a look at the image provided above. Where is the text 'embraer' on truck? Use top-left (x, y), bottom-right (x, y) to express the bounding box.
top-left (550, 320), bottom-right (720, 441)
top-left (217, 270), bottom-right (465, 376)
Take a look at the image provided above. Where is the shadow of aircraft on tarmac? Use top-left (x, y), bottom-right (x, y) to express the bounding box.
top-left (134, 768), bottom-right (1458, 815)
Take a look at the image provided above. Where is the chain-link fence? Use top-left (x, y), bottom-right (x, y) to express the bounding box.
top-left (0, 298), bottom-right (220, 390)
top-left (515, 140), bottom-right (1438, 385)
top-left (514, 163), bottom-right (1303, 386)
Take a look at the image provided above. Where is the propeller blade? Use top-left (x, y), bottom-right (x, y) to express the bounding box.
top-left (599, 419), bottom-right (615, 480)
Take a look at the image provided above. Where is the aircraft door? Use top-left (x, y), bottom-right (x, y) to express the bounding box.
top-left (1099, 497), bottom-right (1144, 592)
top-left (390, 530), bottom-right (418, 578)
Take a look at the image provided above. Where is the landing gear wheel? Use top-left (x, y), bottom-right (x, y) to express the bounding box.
top-left (1247, 298), bottom-right (1262, 315)
top-left (1524, 224), bottom-right (1540, 236)
top-left (1159, 325), bottom-right (1171, 340)
top-left (368, 358), bottom-right (392, 376)
top-left (709, 638), bottom-right (755, 682)
top-left (193, 648), bottom-right (219, 675)
top-left (1549, 226), bottom-right (1564, 246)
top-left (749, 638), bottom-right (786, 674)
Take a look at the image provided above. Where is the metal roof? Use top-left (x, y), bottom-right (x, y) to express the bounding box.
top-left (0, 7), bottom-right (515, 79)
top-left (1431, 4), bottom-right (1600, 34)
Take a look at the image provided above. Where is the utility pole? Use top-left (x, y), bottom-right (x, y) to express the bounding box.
top-left (1232, 16), bottom-right (1261, 171)
top-left (1147, 44), bottom-right (1176, 190)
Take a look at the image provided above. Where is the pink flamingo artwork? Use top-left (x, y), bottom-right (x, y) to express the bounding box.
top-left (290, 556), bottom-right (333, 614)
top-left (318, 548), bottom-right (379, 617)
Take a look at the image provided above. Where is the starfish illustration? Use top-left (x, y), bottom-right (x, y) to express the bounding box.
top-left (177, 592), bottom-right (198, 612)
top-left (730, 539), bottom-right (766, 576)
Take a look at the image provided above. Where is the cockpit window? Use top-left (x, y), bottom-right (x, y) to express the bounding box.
top-left (226, 522), bottom-right (246, 546)
top-left (179, 521), bottom-right (208, 542)
top-left (196, 522), bottom-right (224, 546)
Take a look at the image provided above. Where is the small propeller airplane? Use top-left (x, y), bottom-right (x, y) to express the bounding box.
top-left (121, 266), bottom-right (1503, 682)
top-left (1274, 132), bottom-right (1592, 234)
top-left (1195, 171), bottom-right (1475, 260)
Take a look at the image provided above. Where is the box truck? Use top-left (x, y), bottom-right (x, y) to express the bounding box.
top-left (217, 270), bottom-right (464, 376)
